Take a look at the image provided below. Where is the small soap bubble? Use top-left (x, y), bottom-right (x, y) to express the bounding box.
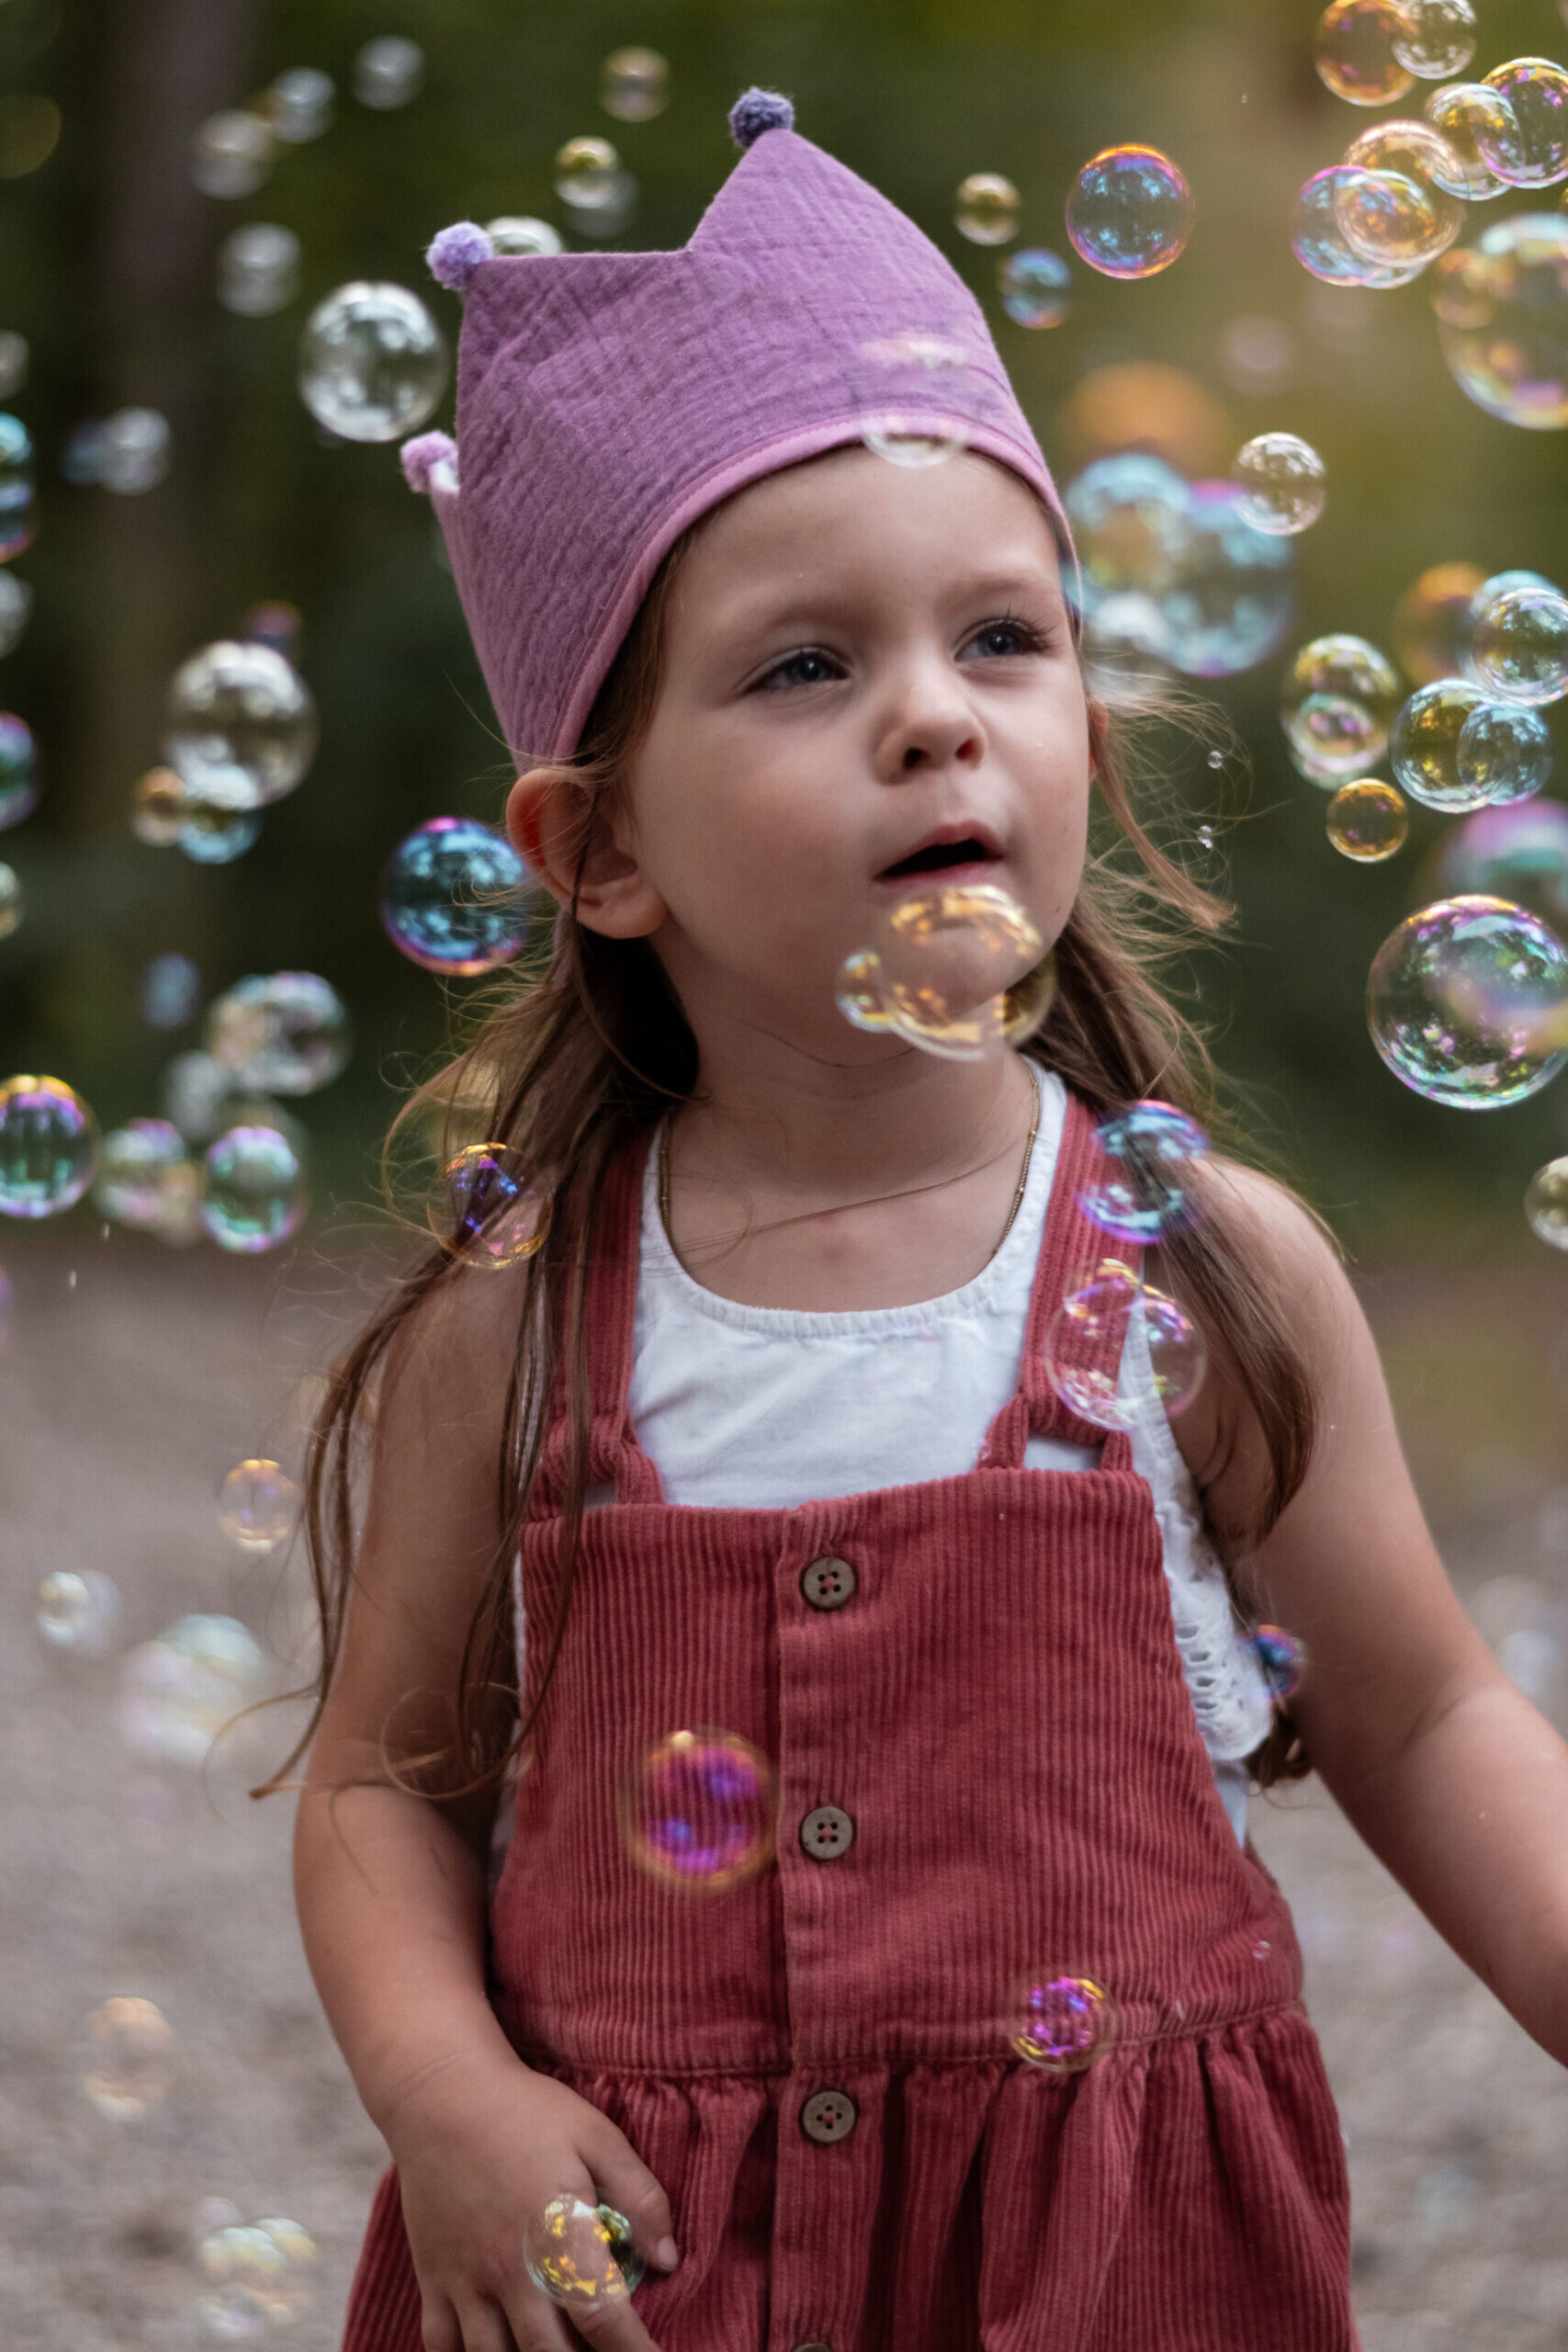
top-left (1332, 164), bottom-right (1448, 270)
top-left (1066, 145), bottom-right (1193, 279)
top-left (1291, 693), bottom-right (1384, 782)
top-left (382, 817), bottom-right (532, 974)
top-left (1480, 60), bottom-right (1568, 187)
top-left (1366, 895), bottom-right (1568, 1106)
top-left (1422, 82), bottom-right (1517, 198)
top-left (97, 407), bottom-right (171, 495)
top-left (1341, 119), bottom-right (1465, 252)
top-left (838, 884), bottom-right (1044, 1060)
top-left (600, 46), bottom-right (669, 122)
top-left (0, 711), bottom-right (35, 829)
top-left (218, 222), bottom-right (300, 317)
top-left (1393, 0), bottom-right (1475, 80)
top-left (0, 1074), bottom-right (97, 1217)
top-left (1292, 166), bottom-right (1424, 285)
top-left (1230, 434), bottom-right (1326, 536)
top-left (141, 952), bottom-right (201, 1029)
top-left (523, 2196), bottom-right (644, 2308)
top-left (265, 67), bottom-right (334, 143)
top-left (130, 766), bottom-right (186, 846)
top-left (1526, 1157), bottom-right (1568, 1249)
top-left (1156, 481), bottom-right (1293, 682)
top-left (352, 37), bottom-right (424, 111)
top-left (1282, 636), bottom-right (1402, 773)
top-left (485, 215), bottom-right (563, 257)
top-left (208, 972), bottom-right (350, 1095)
top-left (0, 412), bottom-right (34, 560)
top-left (431, 1144), bottom-right (552, 1270)
top-left (1043, 1261), bottom-right (1207, 1429)
top-left (1393, 561), bottom-right (1485, 683)
top-left (1472, 582), bottom-right (1568, 705)
top-left (95, 1117), bottom-right (188, 1229)
top-left (998, 247), bottom-right (1071, 329)
top-left (0, 860), bottom-right (17, 937)
top-left (163, 1051), bottom-right (289, 1147)
top-left (165, 640), bottom-right (317, 810)
top-left (179, 805), bottom-right (262, 865)
top-left (1080, 1102), bottom-right (1209, 1245)
top-left (191, 111), bottom-right (274, 200)
top-left (620, 1728), bottom-right (775, 1891)
top-left (1314, 0), bottom-right (1415, 105)
top-left (219, 1459), bottom-right (298, 1553)
top-left (197, 2215), bottom-right (316, 2337)
top-left (852, 331), bottom-right (978, 468)
top-left (1456, 701), bottom-right (1551, 805)
top-left (954, 171), bottom-right (1020, 246)
top-left (1436, 797), bottom-right (1568, 931)
top-left (0, 330), bottom-right (28, 399)
top-left (1009, 1973), bottom-right (1115, 2072)
top-left (1327, 779), bottom-right (1409, 861)
top-left (1248, 1624), bottom-right (1307, 1702)
top-left (554, 135), bottom-right (623, 211)
top-left (82, 1996), bottom-right (175, 2119)
top-left (299, 283), bottom-right (448, 444)
top-left (118, 1614), bottom-right (267, 1766)
top-left (0, 571), bottom-right (32, 655)
top-left (200, 1126), bottom-right (308, 1252)
top-left (37, 1569), bottom-right (123, 1657)
top-left (1391, 678), bottom-right (1488, 809)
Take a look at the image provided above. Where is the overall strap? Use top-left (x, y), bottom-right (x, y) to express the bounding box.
top-left (980, 1090), bottom-right (1141, 1473)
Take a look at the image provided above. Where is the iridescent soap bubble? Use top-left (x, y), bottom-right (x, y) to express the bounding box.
top-left (1435, 798), bottom-right (1568, 931)
top-left (82, 1996), bottom-right (175, 2119)
top-left (1161, 482), bottom-right (1293, 680)
top-left (523, 2196), bottom-right (644, 2309)
top-left (1472, 582), bottom-right (1568, 704)
top-left (601, 46), bottom-right (669, 122)
top-left (197, 2216), bottom-right (316, 2338)
top-left (852, 332), bottom-right (978, 468)
top-left (1079, 1102), bottom-right (1209, 1245)
top-left (265, 67), bottom-right (334, 143)
top-left (1480, 61), bottom-right (1568, 187)
top-left (1423, 82), bottom-right (1517, 197)
top-left (200, 1126), bottom-right (308, 1252)
top-left (1366, 896), bottom-right (1568, 1106)
top-left (0, 861), bottom-right (18, 938)
top-left (1064, 453), bottom-right (1193, 639)
top-left (554, 135), bottom-right (622, 211)
top-left (141, 952), bottom-right (201, 1029)
top-left (1456, 702), bottom-right (1551, 805)
top-left (382, 817), bottom-right (532, 975)
top-left (1393, 560), bottom-right (1484, 682)
top-left (1065, 146), bottom-right (1193, 279)
top-left (485, 215), bottom-right (563, 257)
top-left (163, 1050), bottom-right (253, 1144)
top-left (1527, 1157), bottom-right (1568, 1248)
top-left (1043, 1261), bottom-right (1208, 1430)
top-left (1332, 164), bottom-right (1450, 269)
top-left (0, 569), bottom-right (32, 653)
top-left (130, 766), bottom-right (186, 847)
top-left (37, 1568), bottom-right (123, 1657)
top-left (218, 222), bottom-right (300, 317)
top-left (165, 641), bottom-right (316, 809)
top-left (191, 111), bottom-right (274, 200)
top-left (430, 1143), bottom-right (552, 1270)
top-left (95, 1117), bottom-right (188, 1228)
top-left (1009, 1973), bottom-right (1115, 2073)
top-left (998, 248), bottom-right (1071, 329)
top-left (219, 1459), bottom-right (298, 1553)
top-left (0, 711), bottom-right (35, 828)
top-left (1282, 636), bottom-right (1402, 773)
top-left (179, 805), bottom-right (262, 865)
top-left (97, 407), bottom-right (171, 495)
top-left (352, 36), bottom-right (424, 110)
top-left (0, 1074), bottom-right (97, 1217)
top-left (620, 1728), bottom-right (776, 1891)
top-left (0, 412), bottom-right (34, 560)
top-left (1341, 119), bottom-right (1466, 254)
top-left (118, 1614), bottom-right (267, 1766)
top-left (1230, 435), bottom-right (1326, 536)
top-left (1390, 678), bottom-right (1487, 808)
top-left (1314, 0), bottom-right (1414, 103)
top-left (299, 283), bottom-right (448, 444)
top-left (1392, 0), bottom-right (1475, 80)
top-left (839, 884), bottom-right (1044, 1061)
top-left (954, 172), bottom-right (1020, 246)
top-left (1291, 166), bottom-right (1427, 284)
top-left (208, 972), bottom-right (351, 1094)
top-left (1248, 1624), bottom-right (1307, 1702)
top-left (1328, 779), bottom-right (1409, 861)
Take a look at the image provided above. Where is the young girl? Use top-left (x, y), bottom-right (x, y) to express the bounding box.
top-left (287, 93), bottom-right (1568, 2352)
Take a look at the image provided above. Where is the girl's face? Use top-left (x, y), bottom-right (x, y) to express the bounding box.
top-left (591, 446), bottom-right (1089, 1059)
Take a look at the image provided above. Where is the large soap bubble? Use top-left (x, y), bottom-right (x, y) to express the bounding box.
top-left (838, 884), bottom-right (1044, 1061)
top-left (95, 1117), bottom-right (189, 1229)
top-left (1393, 0), bottom-right (1476, 80)
top-left (118, 1614), bottom-right (267, 1766)
top-left (1479, 61), bottom-right (1568, 187)
top-left (523, 2196), bottom-right (644, 2309)
top-left (1366, 896), bottom-right (1568, 1106)
top-left (852, 332), bottom-right (978, 469)
top-left (1160, 482), bottom-right (1293, 679)
top-left (200, 1125), bottom-right (308, 1252)
top-left (1339, 119), bottom-right (1466, 261)
top-left (381, 817), bottom-right (532, 975)
top-left (299, 283), bottom-right (448, 443)
top-left (164, 641), bottom-right (316, 809)
top-left (1314, 0), bottom-right (1413, 106)
top-left (1065, 453), bottom-right (1194, 649)
top-left (1281, 635), bottom-right (1402, 777)
top-left (1079, 1102), bottom-right (1209, 1245)
top-left (1423, 83), bottom-right (1517, 198)
top-left (1065, 146), bottom-right (1193, 279)
top-left (1456, 702), bottom-right (1552, 805)
top-left (0, 1074), bottom-right (97, 1216)
top-left (1393, 560), bottom-right (1486, 682)
top-left (1438, 214), bottom-right (1568, 428)
top-left (620, 1727), bottom-right (776, 1891)
top-left (1230, 434), bottom-right (1325, 536)
top-left (1390, 678), bottom-right (1487, 809)
top-left (1043, 1261), bottom-right (1208, 1429)
top-left (207, 972), bottom-right (351, 1095)
top-left (1292, 167), bottom-right (1428, 285)
top-left (1435, 797), bottom-right (1568, 931)
top-left (1472, 581), bottom-right (1568, 703)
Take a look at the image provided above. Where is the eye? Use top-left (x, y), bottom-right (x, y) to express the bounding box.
top-left (964, 616), bottom-right (1049, 661)
top-left (754, 646), bottom-right (843, 692)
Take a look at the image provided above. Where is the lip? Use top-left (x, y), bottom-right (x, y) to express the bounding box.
top-left (874, 820), bottom-right (1005, 887)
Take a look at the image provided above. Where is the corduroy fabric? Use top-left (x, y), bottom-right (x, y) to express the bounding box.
top-left (342, 1096), bottom-right (1356, 2352)
top-left (423, 119), bottom-right (1072, 765)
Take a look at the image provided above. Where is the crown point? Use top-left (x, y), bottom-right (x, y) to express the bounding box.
top-left (728, 88), bottom-right (795, 149)
top-left (400, 431), bottom-right (458, 496)
top-left (426, 220), bottom-right (494, 292)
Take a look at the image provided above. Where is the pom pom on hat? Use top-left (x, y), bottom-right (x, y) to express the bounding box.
top-left (427, 220), bottom-right (494, 291)
top-left (400, 431), bottom-right (458, 496)
top-left (728, 88), bottom-right (795, 149)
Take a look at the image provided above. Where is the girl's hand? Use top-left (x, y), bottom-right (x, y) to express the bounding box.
top-left (387, 2051), bottom-right (678, 2352)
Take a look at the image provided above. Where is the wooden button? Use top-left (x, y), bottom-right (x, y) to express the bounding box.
top-left (800, 1555), bottom-right (857, 1611)
top-left (799, 2088), bottom-right (857, 2144)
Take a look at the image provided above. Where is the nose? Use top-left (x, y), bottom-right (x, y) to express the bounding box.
top-left (874, 656), bottom-right (987, 782)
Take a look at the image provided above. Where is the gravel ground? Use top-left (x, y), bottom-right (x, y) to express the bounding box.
top-left (1, 1227), bottom-right (1565, 2349)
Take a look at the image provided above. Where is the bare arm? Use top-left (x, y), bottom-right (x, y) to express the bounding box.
top-left (1172, 1168), bottom-right (1568, 2068)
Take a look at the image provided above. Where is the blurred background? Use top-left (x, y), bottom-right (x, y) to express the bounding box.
top-left (2, 0), bottom-right (1568, 2346)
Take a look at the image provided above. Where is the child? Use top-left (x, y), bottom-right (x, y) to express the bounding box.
top-left (287, 92), bottom-right (1568, 2352)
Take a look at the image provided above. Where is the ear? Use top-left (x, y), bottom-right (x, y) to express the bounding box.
top-left (504, 766), bottom-right (669, 940)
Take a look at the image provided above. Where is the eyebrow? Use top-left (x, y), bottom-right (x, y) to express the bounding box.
top-left (717, 566), bottom-right (1068, 642)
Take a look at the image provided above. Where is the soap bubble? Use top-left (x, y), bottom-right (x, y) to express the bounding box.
top-left (0, 1074), bottom-right (97, 1217)
top-left (954, 171), bottom-right (1020, 246)
top-left (1366, 896), bottom-right (1568, 1106)
top-left (1079, 1102), bottom-right (1209, 1245)
top-left (82, 1996), bottom-right (175, 2119)
top-left (299, 283), bottom-right (448, 444)
top-left (1327, 779), bottom-right (1409, 861)
top-left (1332, 162), bottom-right (1455, 270)
top-left (1230, 434), bottom-right (1326, 535)
top-left (381, 817), bottom-right (532, 975)
top-left (1065, 453), bottom-right (1194, 632)
top-left (621, 1728), bottom-right (775, 1891)
top-left (0, 412), bottom-right (34, 560)
top-left (201, 1126), bottom-right (307, 1252)
top-left (265, 67), bottom-right (334, 143)
top-left (431, 1144), bottom-right (552, 1270)
top-left (523, 2196), bottom-right (644, 2309)
top-left (118, 1614), bottom-right (267, 1766)
top-left (207, 973), bottom-right (350, 1095)
top-left (1393, 0), bottom-right (1475, 79)
top-left (1292, 166), bottom-right (1427, 284)
top-left (191, 111), bottom-right (273, 199)
top-left (485, 215), bottom-right (563, 257)
top-left (130, 767), bottom-right (186, 847)
top-left (1472, 582), bottom-right (1568, 704)
top-left (218, 222), bottom-right (300, 317)
top-left (219, 1459), bottom-right (298, 1553)
top-left (97, 407), bottom-right (171, 495)
top-left (1341, 119), bottom-right (1466, 253)
top-left (852, 331), bottom-right (978, 468)
top-left (1009, 1973), bottom-right (1115, 2072)
top-left (1043, 1261), bottom-right (1208, 1430)
top-left (1160, 482), bottom-right (1293, 680)
top-left (1314, 0), bottom-right (1414, 105)
top-left (352, 36), bottom-right (423, 110)
top-left (0, 861), bottom-right (17, 938)
top-left (600, 46), bottom-right (669, 122)
top-left (197, 2217), bottom-right (317, 2337)
top-left (1435, 798), bottom-right (1568, 931)
top-left (554, 135), bottom-right (622, 211)
top-left (838, 884), bottom-right (1044, 1060)
top-left (95, 1117), bottom-right (188, 1228)
top-left (1248, 1624), bottom-right (1307, 1702)
top-left (0, 710), bottom-right (36, 828)
top-left (179, 805), bottom-right (262, 865)
top-left (0, 569), bottom-right (32, 655)
top-left (1423, 82), bottom-right (1517, 197)
top-left (1393, 561), bottom-right (1485, 682)
top-left (141, 953), bottom-right (201, 1030)
top-left (1480, 61), bottom-right (1568, 187)
top-left (1065, 146), bottom-right (1193, 279)
top-left (1390, 678), bottom-right (1489, 808)
top-left (1456, 702), bottom-right (1552, 805)
top-left (1282, 635), bottom-right (1401, 774)
top-left (37, 1569), bottom-right (123, 1657)
top-left (165, 641), bottom-right (317, 809)
top-left (1527, 1157), bottom-right (1568, 1248)
top-left (998, 248), bottom-right (1071, 329)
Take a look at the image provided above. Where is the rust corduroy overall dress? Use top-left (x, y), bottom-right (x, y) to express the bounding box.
top-left (344, 1097), bottom-right (1356, 2352)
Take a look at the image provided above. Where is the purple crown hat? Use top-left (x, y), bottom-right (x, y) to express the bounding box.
top-left (408, 90), bottom-right (1072, 765)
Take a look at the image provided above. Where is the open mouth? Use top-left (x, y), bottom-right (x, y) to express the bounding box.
top-left (877, 833), bottom-right (1002, 884)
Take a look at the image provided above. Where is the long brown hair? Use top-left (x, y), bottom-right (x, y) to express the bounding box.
top-left (256, 512), bottom-right (1317, 1805)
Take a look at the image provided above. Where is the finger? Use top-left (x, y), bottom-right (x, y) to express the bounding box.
top-left (420, 2298), bottom-right (464, 2352)
top-left (579, 2129), bottom-right (679, 2276)
top-left (451, 2301), bottom-right (523, 2352)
